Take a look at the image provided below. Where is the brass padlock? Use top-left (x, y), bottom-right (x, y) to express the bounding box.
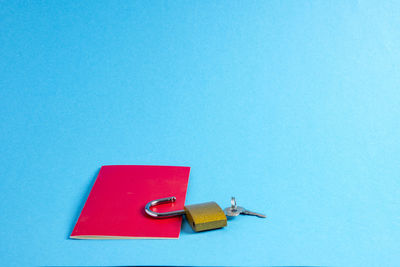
top-left (145, 197), bottom-right (227, 232)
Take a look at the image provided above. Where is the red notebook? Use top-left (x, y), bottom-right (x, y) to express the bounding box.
top-left (70, 165), bottom-right (190, 239)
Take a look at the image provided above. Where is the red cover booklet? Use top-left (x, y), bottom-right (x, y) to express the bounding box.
top-left (70, 165), bottom-right (190, 239)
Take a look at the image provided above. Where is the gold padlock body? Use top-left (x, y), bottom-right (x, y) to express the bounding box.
top-left (184, 201), bottom-right (227, 232)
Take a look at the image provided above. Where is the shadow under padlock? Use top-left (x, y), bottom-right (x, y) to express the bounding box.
top-left (145, 196), bottom-right (266, 232)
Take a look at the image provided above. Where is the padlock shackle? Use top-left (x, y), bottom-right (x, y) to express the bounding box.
top-left (145, 196), bottom-right (186, 218)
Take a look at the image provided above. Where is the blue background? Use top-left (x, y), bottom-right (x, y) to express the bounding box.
top-left (1, 1), bottom-right (399, 266)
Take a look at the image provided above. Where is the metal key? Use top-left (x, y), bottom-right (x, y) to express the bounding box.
top-left (224, 197), bottom-right (266, 218)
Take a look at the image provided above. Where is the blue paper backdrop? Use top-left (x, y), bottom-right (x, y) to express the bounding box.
top-left (1, 1), bottom-right (399, 266)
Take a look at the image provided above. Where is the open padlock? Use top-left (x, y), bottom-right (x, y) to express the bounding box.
top-left (145, 197), bottom-right (227, 232)
top-left (145, 196), bottom-right (266, 232)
